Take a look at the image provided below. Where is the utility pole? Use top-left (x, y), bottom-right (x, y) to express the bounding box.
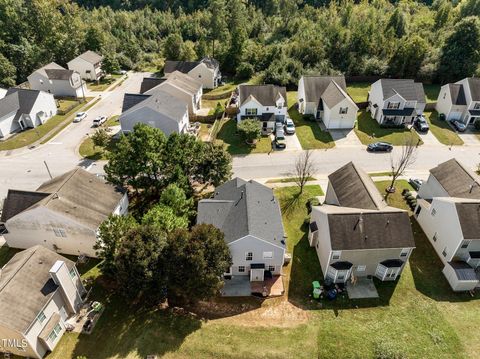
top-left (44, 161), bottom-right (53, 179)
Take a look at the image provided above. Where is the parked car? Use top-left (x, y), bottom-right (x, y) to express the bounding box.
top-left (451, 120), bottom-right (467, 132)
top-left (113, 69), bottom-right (127, 75)
top-left (93, 115), bottom-right (107, 127)
top-left (408, 178), bottom-right (423, 191)
top-left (73, 112), bottom-right (87, 123)
top-left (414, 116), bottom-right (429, 133)
top-left (284, 118), bottom-right (296, 134)
top-left (275, 120), bottom-right (284, 130)
top-left (367, 142), bottom-right (393, 152)
top-left (274, 128), bottom-right (286, 149)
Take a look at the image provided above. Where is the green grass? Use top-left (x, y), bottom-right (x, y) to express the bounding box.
top-left (424, 84), bottom-right (441, 103)
top-left (104, 115), bottom-right (120, 127)
top-left (86, 75), bottom-right (121, 92)
top-left (0, 98), bottom-right (93, 151)
top-left (287, 91), bottom-right (335, 150)
top-left (374, 179), bottom-right (414, 211)
top-left (0, 245), bottom-right (21, 267)
top-left (203, 98), bottom-right (227, 115)
top-left (215, 119), bottom-right (272, 155)
top-left (355, 110), bottom-right (423, 146)
top-left (78, 135), bottom-right (118, 160)
top-left (266, 176), bottom-right (317, 183)
top-left (57, 99), bottom-right (79, 113)
top-left (347, 82), bottom-right (371, 103)
top-left (369, 171), bottom-right (393, 177)
top-left (424, 111), bottom-right (464, 146)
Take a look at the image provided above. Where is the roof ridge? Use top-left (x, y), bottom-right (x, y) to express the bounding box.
top-left (41, 168), bottom-right (81, 206)
top-left (350, 162), bottom-right (382, 210)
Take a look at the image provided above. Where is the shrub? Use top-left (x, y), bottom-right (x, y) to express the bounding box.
top-left (306, 197), bottom-right (321, 213)
top-left (236, 62), bottom-right (255, 80)
top-left (406, 195), bottom-right (415, 201)
top-left (237, 119), bottom-right (261, 144)
top-left (303, 114), bottom-right (316, 122)
top-left (303, 215), bottom-right (311, 227)
top-left (401, 189), bottom-right (410, 196)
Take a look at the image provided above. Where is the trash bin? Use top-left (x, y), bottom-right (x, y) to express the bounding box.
top-left (312, 281), bottom-right (321, 299)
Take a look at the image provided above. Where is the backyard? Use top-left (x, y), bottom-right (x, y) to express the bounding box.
top-left (346, 82), bottom-right (440, 103)
top-left (424, 111), bottom-right (464, 146)
top-left (355, 110), bottom-right (423, 145)
top-left (86, 74), bottom-right (122, 92)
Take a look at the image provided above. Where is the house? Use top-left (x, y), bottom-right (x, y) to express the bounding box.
top-left (237, 84), bottom-right (288, 133)
top-left (0, 88), bottom-right (7, 99)
top-left (197, 178), bottom-right (286, 287)
top-left (67, 50), bottom-right (104, 81)
top-left (139, 77), bottom-right (166, 94)
top-left (119, 90), bottom-right (190, 135)
top-left (27, 62), bottom-right (86, 98)
top-left (308, 162), bottom-right (415, 284)
top-left (164, 57), bottom-right (221, 89)
top-left (0, 246), bottom-right (86, 358)
top-left (368, 79), bottom-right (426, 126)
top-left (435, 77), bottom-right (480, 126)
top-left (0, 168), bottom-right (128, 257)
top-left (145, 71), bottom-right (202, 115)
top-left (0, 88), bottom-right (56, 139)
top-left (297, 76), bottom-right (359, 129)
top-left (415, 159), bottom-right (480, 291)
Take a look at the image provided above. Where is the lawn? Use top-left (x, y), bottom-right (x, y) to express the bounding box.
top-left (86, 75), bottom-right (122, 92)
top-left (347, 82), bottom-right (371, 103)
top-left (0, 98), bottom-right (93, 151)
top-left (215, 119), bottom-right (272, 155)
top-left (202, 98), bottom-right (227, 114)
top-left (203, 76), bottom-right (262, 99)
top-left (424, 84), bottom-right (441, 103)
top-left (104, 115), bottom-right (120, 127)
top-left (424, 111), bottom-right (463, 146)
top-left (57, 99), bottom-right (79, 114)
top-left (355, 110), bottom-right (423, 146)
top-left (287, 91), bottom-right (335, 150)
top-left (374, 179), bottom-right (414, 211)
top-left (78, 135), bottom-right (118, 160)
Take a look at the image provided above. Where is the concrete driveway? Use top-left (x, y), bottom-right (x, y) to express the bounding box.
top-left (417, 129), bottom-right (441, 146)
top-left (458, 131), bottom-right (480, 146)
top-left (329, 129), bottom-right (362, 147)
top-left (284, 133), bottom-right (302, 151)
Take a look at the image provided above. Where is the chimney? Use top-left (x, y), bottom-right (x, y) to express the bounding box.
top-left (49, 260), bottom-right (85, 313)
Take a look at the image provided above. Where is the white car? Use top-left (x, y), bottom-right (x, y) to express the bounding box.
top-left (284, 118), bottom-right (296, 134)
top-left (93, 115), bottom-right (107, 127)
top-left (73, 112), bottom-right (87, 123)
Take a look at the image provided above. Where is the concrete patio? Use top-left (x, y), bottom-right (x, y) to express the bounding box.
top-left (221, 275), bottom-right (285, 297)
top-left (346, 277), bottom-right (379, 299)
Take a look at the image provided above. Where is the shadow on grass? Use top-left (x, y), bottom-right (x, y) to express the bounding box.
top-left (409, 219), bottom-right (480, 302)
top-left (216, 119), bottom-right (272, 155)
top-left (0, 245), bottom-right (21, 267)
top-left (288, 105), bottom-right (335, 149)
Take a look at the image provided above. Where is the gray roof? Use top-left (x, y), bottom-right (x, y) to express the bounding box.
top-left (45, 68), bottom-right (74, 81)
top-left (430, 159), bottom-right (480, 199)
top-left (1, 190), bottom-right (50, 222)
top-left (448, 84), bottom-right (467, 105)
top-left (455, 202), bottom-right (480, 240)
top-left (3, 168), bottom-right (124, 228)
top-left (447, 261), bottom-right (478, 281)
top-left (76, 50), bottom-right (103, 64)
top-left (328, 162), bottom-right (387, 210)
top-left (197, 178), bottom-right (285, 247)
top-left (466, 78), bottom-right (480, 101)
top-left (200, 57), bottom-right (220, 70)
top-left (0, 88), bottom-right (41, 120)
top-left (301, 76), bottom-right (348, 106)
top-left (238, 84), bottom-right (287, 107)
top-left (164, 61), bottom-right (200, 74)
top-left (140, 77), bottom-right (166, 94)
top-left (0, 246), bottom-right (74, 333)
top-left (379, 79), bottom-right (426, 103)
top-left (121, 93), bottom-right (151, 112)
top-left (326, 211), bottom-right (415, 250)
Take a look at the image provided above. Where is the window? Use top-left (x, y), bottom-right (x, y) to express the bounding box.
top-left (245, 252), bottom-right (253, 261)
top-left (36, 311), bottom-right (46, 324)
top-left (387, 102), bottom-right (400, 109)
top-left (461, 240), bottom-right (471, 249)
top-left (433, 233), bottom-right (438, 242)
top-left (268, 265), bottom-right (275, 272)
top-left (400, 248), bottom-right (409, 257)
top-left (337, 275), bottom-right (345, 281)
top-left (48, 323), bottom-right (62, 343)
top-left (357, 265), bottom-right (366, 272)
top-left (442, 248), bottom-right (447, 257)
top-left (53, 228), bottom-right (67, 238)
top-left (245, 108), bottom-right (257, 116)
top-left (266, 107), bottom-right (269, 111)
top-left (69, 268), bottom-right (77, 279)
top-left (339, 107), bottom-right (348, 114)
top-left (238, 266), bottom-right (245, 273)
top-left (332, 251), bottom-right (341, 260)
top-left (431, 208), bottom-right (436, 216)
top-left (263, 251), bottom-right (273, 259)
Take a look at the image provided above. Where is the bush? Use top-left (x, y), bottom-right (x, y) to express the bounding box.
top-left (236, 62), bottom-right (255, 80)
top-left (303, 114), bottom-right (316, 122)
top-left (406, 195), bottom-right (415, 201)
top-left (237, 119), bottom-right (261, 144)
top-left (306, 197), bottom-right (321, 213)
top-left (303, 215), bottom-right (311, 227)
top-left (401, 189), bottom-right (411, 196)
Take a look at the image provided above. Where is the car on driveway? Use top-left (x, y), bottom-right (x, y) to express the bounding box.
top-left (93, 115), bottom-right (107, 127)
top-left (274, 128), bottom-right (286, 149)
top-left (73, 112), bottom-right (87, 123)
top-left (451, 120), bottom-right (467, 132)
top-left (367, 142), bottom-right (393, 152)
top-left (414, 116), bottom-right (429, 133)
top-left (284, 118), bottom-right (295, 134)
top-left (408, 178), bottom-right (423, 191)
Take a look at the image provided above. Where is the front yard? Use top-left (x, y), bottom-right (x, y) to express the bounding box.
top-left (78, 135), bottom-right (118, 160)
top-left (424, 111), bottom-right (464, 146)
top-left (355, 110), bottom-right (423, 145)
top-left (86, 74), bottom-right (122, 92)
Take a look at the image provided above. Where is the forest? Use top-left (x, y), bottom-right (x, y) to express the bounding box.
top-left (0, 0), bottom-right (479, 88)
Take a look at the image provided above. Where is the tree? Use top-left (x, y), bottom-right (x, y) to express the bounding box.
top-left (237, 119), bottom-right (261, 144)
top-left (165, 224), bottom-right (232, 304)
top-left (236, 62), bottom-right (254, 80)
top-left (207, 0), bottom-right (228, 57)
top-left (91, 128), bottom-right (111, 151)
top-left (292, 150), bottom-right (316, 194)
top-left (142, 204), bottom-right (189, 232)
top-left (163, 33), bottom-right (183, 61)
top-left (0, 53), bottom-right (16, 87)
top-left (195, 142), bottom-right (232, 187)
top-left (113, 225), bottom-right (168, 301)
top-left (386, 135), bottom-right (418, 198)
top-left (389, 36), bottom-right (428, 78)
top-left (387, 8), bottom-right (408, 38)
top-left (439, 17), bottom-right (480, 83)
top-left (94, 215), bottom-right (138, 276)
top-left (102, 54), bottom-right (121, 74)
top-left (180, 41), bottom-right (197, 61)
top-left (225, 0), bottom-right (248, 72)
top-left (159, 183), bottom-right (194, 218)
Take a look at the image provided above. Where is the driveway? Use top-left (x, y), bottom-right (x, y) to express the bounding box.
top-left (416, 129), bottom-right (441, 146)
top-left (329, 129), bottom-right (362, 147)
top-left (284, 133), bottom-right (302, 151)
top-left (457, 131), bottom-right (480, 146)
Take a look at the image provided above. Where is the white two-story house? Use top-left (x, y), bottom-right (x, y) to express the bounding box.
top-left (67, 51), bottom-right (104, 81)
top-left (368, 79), bottom-right (426, 126)
top-left (237, 84), bottom-right (287, 133)
top-left (415, 158), bottom-right (480, 291)
top-left (164, 57), bottom-right (221, 89)
top-left (0, 246), bottom-right (86, 358)
top-left (297, 75), bottom-right (359, 129)
top-left (435, 77), bottom-right (480, 126)
top-left (309, 162), bottom-right (415, 284)
top-left (28, 62), bottom-right (86, 99)
top-left (197, 178), bottom-right (286, 294)
top-left (1, 168), bottom-right (128, 257)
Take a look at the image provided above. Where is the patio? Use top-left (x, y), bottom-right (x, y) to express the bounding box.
top-left (221, 275), bottom-right (285, 297)
top-left (346, 277), bottom-right (379, 299)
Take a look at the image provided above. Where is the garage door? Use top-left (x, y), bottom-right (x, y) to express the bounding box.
top-left (326, 118), bottom-right (354, 129)
top-left (449, 112), bottom-right (462, 121)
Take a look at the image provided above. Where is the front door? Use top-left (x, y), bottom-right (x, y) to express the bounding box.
top-left (250, 269), bottom-right (264, 282)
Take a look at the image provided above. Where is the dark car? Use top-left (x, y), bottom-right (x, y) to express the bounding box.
top-left (414, 116), bottom-right (429, 133)
top-left (367, 142), bottom-right (393, 152)
top-left (274, 128), bottom-right (286, 149)
top-left (408, 178), bottom-right (423, 191)
top-left (451, 120), bottom-right (467, 132)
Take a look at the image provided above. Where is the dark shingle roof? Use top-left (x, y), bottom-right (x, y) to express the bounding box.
top-left (238, 84), bottom-right (287, 107)
top-left (140, 77), bottom-right (166, 94)
top-left (467, 78), bottom-right (480, 101)
top-left (380, 79), bottom-right (426, 103)
top-left (1, 190), bottom-right (50, 222)
top-left (121, 93), bottom-right (151, 112)
top-left (448, 84), bottom-right (467, 105)
top-left (327, 211), bottom-right (415, 250)
top-left (327, 162), bottom-right (387, 210)
top-left (164, 61), bottom-right (200, 74)
top-left (45, 68), bottom-right (74, 80)
top-left (430, 159), bottom-right (480, 199)
top-left (197, 178), bottom-right (285, 247)
top-left (0, 246), bottom-right (74, 333)
top-left (301, 76), bottom-right (347, 104)
top-left (455, 202), bottom-right (480, 240)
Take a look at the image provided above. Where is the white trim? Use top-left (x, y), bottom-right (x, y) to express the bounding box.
top-left (228, 235), bottom-right (286, 250)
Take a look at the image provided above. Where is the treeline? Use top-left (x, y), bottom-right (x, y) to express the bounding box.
top-left (0, 0), bottom-right (479, 88)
